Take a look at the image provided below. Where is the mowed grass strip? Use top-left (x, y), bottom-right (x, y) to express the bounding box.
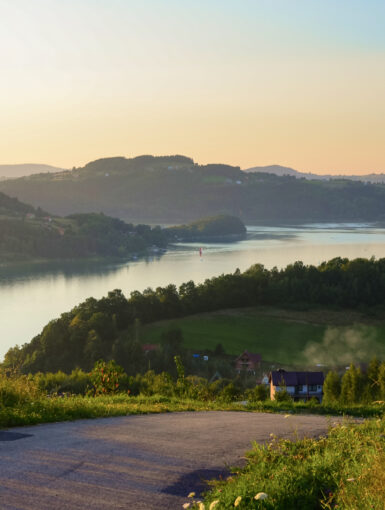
top-left (140, 307), bottom-right (385, 365)
top-left (0, 395), bottom-right (245, 428)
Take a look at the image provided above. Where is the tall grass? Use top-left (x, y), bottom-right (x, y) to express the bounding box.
top-left (0, 368), bottom-right (40, 407)
top-left (1, 368), bottom-right (384, 429)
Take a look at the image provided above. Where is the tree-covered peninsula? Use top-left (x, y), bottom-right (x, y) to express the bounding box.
top-left (0, 191), bottom-right (247, 263)
top-left (166, 214), bottom-right (246, 241)
top-left (0, 191), bottom-right (167, 262)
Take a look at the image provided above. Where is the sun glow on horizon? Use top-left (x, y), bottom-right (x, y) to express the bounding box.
top-left (1, 0), bottom-right (385, 174)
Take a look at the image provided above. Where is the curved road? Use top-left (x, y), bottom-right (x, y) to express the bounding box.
top-left (0, 411), bottom-right (340, 509)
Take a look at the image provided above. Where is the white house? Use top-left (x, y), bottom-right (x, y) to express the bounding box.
top-left (269, 369), bottom-right (324, 402)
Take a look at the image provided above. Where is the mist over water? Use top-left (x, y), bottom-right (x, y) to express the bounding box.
top-left (2, 223), bottom-right (385, 359)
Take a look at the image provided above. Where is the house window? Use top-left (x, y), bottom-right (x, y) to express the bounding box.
top-left (309, 385), bottom-right (317, 392)
top-left (297, 385), bottom-right (303, 392)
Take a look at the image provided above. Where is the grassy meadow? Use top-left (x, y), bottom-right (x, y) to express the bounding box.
top-left (140, 306), bottom-right (385, 366)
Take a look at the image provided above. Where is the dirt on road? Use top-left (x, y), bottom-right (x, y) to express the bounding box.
top-left (0, 411), bottom-right (342, 510)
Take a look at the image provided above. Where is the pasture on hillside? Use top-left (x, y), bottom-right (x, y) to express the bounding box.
top-left (140, 307), bottom-right (385, 366)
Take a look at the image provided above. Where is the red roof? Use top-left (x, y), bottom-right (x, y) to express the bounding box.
top-left (235, 350), bottom-right (262, 363)
top-left (141, 344), bottom-right (158, 352)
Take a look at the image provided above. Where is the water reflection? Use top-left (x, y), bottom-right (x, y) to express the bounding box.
top-left (0, 254), bottom-right (165, 284)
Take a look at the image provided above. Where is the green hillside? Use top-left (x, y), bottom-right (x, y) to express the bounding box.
top-left (0, 190), bottom-right (44, 217)
top-left (140, 307), bottom-right (385, 366)
top-left (5, 257), bottom-right (385, 374)
top-left (2, 155), bottom-right (385, 223)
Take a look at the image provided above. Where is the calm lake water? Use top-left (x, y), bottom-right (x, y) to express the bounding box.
top-left (2, 223), bottom-right (385, 359)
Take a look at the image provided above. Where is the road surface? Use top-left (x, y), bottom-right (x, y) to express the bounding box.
top-left (0, 411), bottom-right (340, 509)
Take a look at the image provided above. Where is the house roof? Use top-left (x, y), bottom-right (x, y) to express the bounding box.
top-left (269, 370), bottom-right (324, 386)
top-left (235, 350), bottom-right (262, 363)
top-left (141, 344), bottom-right (158, 352)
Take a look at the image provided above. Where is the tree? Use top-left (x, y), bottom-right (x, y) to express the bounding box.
top-left (323, 371), bottom-right (341, 404)
top-left (367, 357), bottom-right (380, 400)
top-left (340, 364), bottom-right (364, 404)
top-left (214, 343), bottom-right (225, 356)
top-left (378, 362), bottom-right (385, 400)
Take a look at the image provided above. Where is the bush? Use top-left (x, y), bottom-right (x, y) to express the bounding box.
top-left (185, 375), bottom-right (211, 400)
top-left (128, 370), bottom-right (175, 397)
top-left (219, 382), bottom-right (241, 402)
top-left (0, 369), bottom-right (41, 407)
top-left (33, 369), bottom-right (91, 395)
top-left (274, 389), bottom-right (292, 402)
top-left (245, 385), bottom-right (269, 402)
top-left (89, 360), bottom-right (124, 395)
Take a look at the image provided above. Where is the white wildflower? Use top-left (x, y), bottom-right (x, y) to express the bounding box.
top-left (254, 492), bottom-right (268, 500)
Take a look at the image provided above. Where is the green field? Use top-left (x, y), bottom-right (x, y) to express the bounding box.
top-left (140, 307), bottom-right (385, 366)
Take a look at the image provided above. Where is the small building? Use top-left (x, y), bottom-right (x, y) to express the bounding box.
top-left (235, 350), bottom-right (262, 375)
top-left (269, 370), bottom-right (324, 402)
top-left (141, 344), bottom-right (159, 354)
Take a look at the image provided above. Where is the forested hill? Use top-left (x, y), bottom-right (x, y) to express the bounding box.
top-left (0, 191), bottom-right (168, 262)
top-left (3, 155), bottom-right (385, 223)
top-left (4, 257), bottom-right (385, 374)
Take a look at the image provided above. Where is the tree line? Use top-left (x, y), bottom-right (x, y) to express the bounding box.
top-left (323, 359), bottom-right (385, 404)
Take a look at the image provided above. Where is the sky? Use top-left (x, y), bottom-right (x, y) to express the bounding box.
top-left (1, 0), bottom-right (385, 174)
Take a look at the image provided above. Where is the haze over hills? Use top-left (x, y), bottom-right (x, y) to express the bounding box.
top-left (2, 155), bottom-right (385, 224)
top-left (0, 164), bottom-right (66, 180)
top-left (245, 165), bottom-right (385, 184)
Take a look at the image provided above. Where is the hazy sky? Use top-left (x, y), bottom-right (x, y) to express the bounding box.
top-left (1, 0), bottom-right (385, 173)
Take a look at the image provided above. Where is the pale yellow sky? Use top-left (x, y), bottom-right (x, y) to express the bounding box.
top-left (1, 0), bottom-right (385, 174)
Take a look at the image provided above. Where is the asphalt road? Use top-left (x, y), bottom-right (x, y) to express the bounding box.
top-left (0, 411), bottom-right (340, 510)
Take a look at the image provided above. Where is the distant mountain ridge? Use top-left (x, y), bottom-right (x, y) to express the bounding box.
top-left (0, 164), bottom-right (66, 179)
top-left (3, 155), bottom-right (385, 224)
top-left (245, 165), bottom-right (385, 184)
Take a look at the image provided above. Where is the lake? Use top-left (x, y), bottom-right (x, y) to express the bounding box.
top-left (2, 223), bottom-right (385, 359)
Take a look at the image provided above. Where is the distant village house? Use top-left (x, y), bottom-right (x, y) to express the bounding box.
top-left (235, 350), bottom-right (262, 375)
top-left (269, 370), bottom-right (324, 402)
top-left (141, 344), bottom-right (159, 354)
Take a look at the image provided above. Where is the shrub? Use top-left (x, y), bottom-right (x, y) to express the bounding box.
top-left (0, 369), bottom-right (41, 407)
top-left (245, 385), bottom-right (269, 402)
top-left (89, 360), bottom-right (124, 395)
top-left (219, 382), bottom-right (241, 402)
top-left (129, 370), bottom-right (175, 396)
top-left (185, 375), bottom-right (211, 400)
top-left (33, 369), bottom-right (91, 395)
top-left (274, 389), bottom-right (292, 402)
